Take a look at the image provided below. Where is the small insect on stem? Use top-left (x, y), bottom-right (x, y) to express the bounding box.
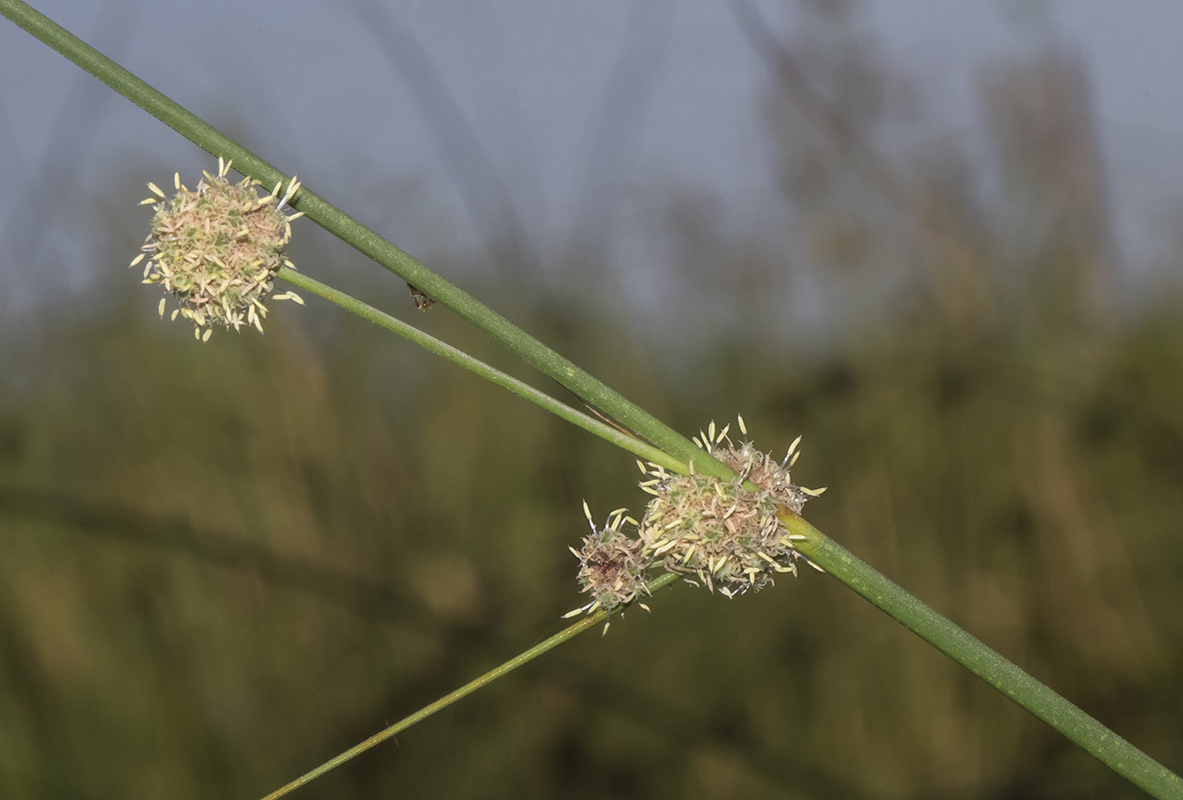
top-left (407, 283), bottom-right (435, 310)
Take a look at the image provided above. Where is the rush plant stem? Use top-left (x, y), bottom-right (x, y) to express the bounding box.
top-left (276, 267), bottom-right (686, 475)
top-left (259, 573), bottom-right (679, 800)
top-left (780, 509), bottom-right (1183, 800)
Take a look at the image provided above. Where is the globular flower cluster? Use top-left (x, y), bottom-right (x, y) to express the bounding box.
top-left (568, 416), bottom-right (826, 621)
top-left (131, 158), bottom-right (305, 342)
top-left (567, 503), bottom-right (651, 617)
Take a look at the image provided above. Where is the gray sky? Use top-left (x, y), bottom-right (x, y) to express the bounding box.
top-left (3, 0), bottom-right (1183, 320)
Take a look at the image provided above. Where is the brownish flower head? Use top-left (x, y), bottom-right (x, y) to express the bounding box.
top-left (130, 158), bottom-right (305, 342)
top-left (566, 503), bottom-right (650, 616)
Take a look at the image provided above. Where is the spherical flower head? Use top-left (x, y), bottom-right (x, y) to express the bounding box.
top-left (130, 158), bottom-right (304, 342)
top-left (637, 417), bottom-right (825, 598)
top-left (566, 503), bottom-right (650, 616)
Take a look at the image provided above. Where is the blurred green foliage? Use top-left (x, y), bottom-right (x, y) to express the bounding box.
top-left (2, 10), bottom-right (1182, 800)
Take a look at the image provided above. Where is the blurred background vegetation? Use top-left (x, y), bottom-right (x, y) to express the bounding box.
top-left (2, 2), bottom-right (1182, 798)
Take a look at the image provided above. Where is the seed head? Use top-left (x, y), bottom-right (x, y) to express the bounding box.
top-left (566, 416), bottom-right (827, 624)
top-left (565, 504), bottom-right (650, 617)
top-left (131, 158), bottom-right (305, 341)
top-left (638, 420), bottom-right (823, 597)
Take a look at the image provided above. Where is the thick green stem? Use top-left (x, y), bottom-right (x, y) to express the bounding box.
top-left (779, 509), bottom-right (1183, 800)
top-left (0, 0), bottom-right (732, 482)
top-left (276, 267), bottom-right (686, 474)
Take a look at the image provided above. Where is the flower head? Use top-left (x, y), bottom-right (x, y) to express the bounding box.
top-left (566, 502), bottom-right (650, 617)
top-left (566, 416), bottom-right (827, 624)
top-left (130, 158), bottom-right (304, 342)
top-left (638, 416), bottom-right (824, 597)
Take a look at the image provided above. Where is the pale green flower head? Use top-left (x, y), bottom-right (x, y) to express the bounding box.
top-left (131, 158), bottom-right (304, 342)
top-left (637, 416), bottom-right (824, 598)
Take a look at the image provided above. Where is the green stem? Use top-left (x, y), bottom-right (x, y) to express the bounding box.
top-left (258, 572), bottom-right (679, 800)
top-left (0, 0), bottom-right (732, 482)
top-left (779, 509), bottom-right (1183, 800)
top-left (276, 267), bottom-right (686, 474)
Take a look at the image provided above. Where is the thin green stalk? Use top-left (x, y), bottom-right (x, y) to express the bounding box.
top-left (276, 267), bottom-right (686, 475)
top-left (259, 572), bottom-right (679, 800)
top-left (779, 509), bottom-right (1183, 800)
top-left (0, 0), bottom-right (732, 482)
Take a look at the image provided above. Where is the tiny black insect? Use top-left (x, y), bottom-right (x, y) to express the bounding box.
top-left (407, 283), bottom-right (435, 310)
